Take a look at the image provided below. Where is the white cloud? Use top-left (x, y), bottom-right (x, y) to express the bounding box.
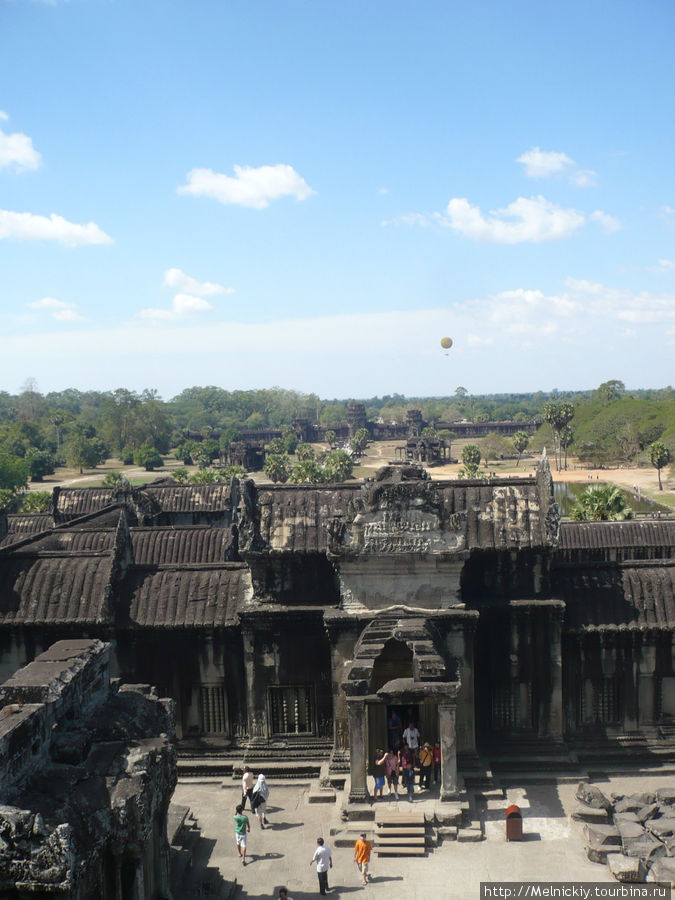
top-left (590, 210), bottom-right (621, 233)
top-left (378, 187), bottom-right (389, 195)
top-left (162, 267), bottom-right (234, 297)
top-left (570, 169), bottom-right (597, 188)
top-left (138, 293), bottom-right (215, 321)
top-left (0, 210), bottom-right (112, 245)
top-left (178, 163), bottom-right (315, 209)
top-left (437, 195), bottom-right (585, 243)
top-left (655, 259), bottom-right (675, 272)
top-left (0, 125), bottom-right (42, 172)
top-left (517, 147), bottom-right (574, 178)
top-left (27, 296), bottom-right (85, 322)
top-left (382, 212), bottom-right (431, 227)
top-left (0, 111), bottom-right (8, 121)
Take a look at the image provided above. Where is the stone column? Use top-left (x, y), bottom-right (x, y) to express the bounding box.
top-left (544, 604), bottom-right (564, 740)
top-left (241, 625), bottom-right (267, 741)
top-left (348, 699), bottom-right (369, 803)
top-left (438, 701), bottom-right (458, 801)
top-left (638, 638), bottom-right (657, 725)
top-left (623, 634), bottom-right (639, 731)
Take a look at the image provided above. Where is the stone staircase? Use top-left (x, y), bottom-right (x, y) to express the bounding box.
top-left (374, 810), bottom-right (427, 856)
top-left (483, 738), bottom-right (581, 784)
top-left (177, 737), bottom-right (333, 780)
top-left (571, 729), bottom-right (675, 774)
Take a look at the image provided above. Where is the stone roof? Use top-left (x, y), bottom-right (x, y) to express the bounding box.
top-left (122, 564), bottom-right (250, 628)
top-left (0, 555), bottom-right (114, 625)
top-left (142, 483), bottom-right (233, 513)
top-left (557, 561), bottom-right (675, 631)
top-left (53, 487), bottom-right (118, 519)
top-left (130, 525), bottom-right (236, 566)
top-left (559, 520), bottom-right (674, 555)
top-left (246, 468), bottom-right (557, 555)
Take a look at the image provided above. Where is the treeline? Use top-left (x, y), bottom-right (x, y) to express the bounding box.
top-left (1, 381), bottom-right (673, 507)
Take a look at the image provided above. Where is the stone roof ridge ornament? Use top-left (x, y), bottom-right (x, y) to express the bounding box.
top-left (536, 447), bottom-right (560, 547)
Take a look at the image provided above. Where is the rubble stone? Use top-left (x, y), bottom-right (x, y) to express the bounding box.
top-left (576, 783), bottom-right (612, 811)
top-left (606, 853), bottom-right (647, 883)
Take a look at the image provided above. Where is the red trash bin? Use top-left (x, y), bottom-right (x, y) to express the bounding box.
top-left (505, 804), bottom-right (523, 841)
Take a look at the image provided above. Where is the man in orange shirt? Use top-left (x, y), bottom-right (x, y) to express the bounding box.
top-left (353, 832), bottom-right (372, 886)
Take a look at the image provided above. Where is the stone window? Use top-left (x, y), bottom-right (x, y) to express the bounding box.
top-left (199, 685), bottom-right (226, 733)
top-left (268, 685), bottom-right (314, 735)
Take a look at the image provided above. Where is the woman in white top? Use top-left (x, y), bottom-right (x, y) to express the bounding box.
top-left (251, 773), bottom-right (270, 827)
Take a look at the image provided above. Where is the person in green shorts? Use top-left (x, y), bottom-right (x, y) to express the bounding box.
top-left (234, 804), bottom-right (250, 866)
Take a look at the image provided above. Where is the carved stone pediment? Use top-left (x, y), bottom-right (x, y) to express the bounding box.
top-left (328, 469), bottom-right (467, 558)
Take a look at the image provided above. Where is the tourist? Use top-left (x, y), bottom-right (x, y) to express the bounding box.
top-left (251, 773), bottom-right (270, 828)
top-left (309, 837), bottom-right (333, 895)
top-left (433, 740), bottom-right (441, 783)
top-left (241, 765), bottom-right (254, 809)
top-left (418, 742), bottom-right (433, 790)
top-left (278, 889), bottom-right (293, 900)
top-left (233, 804), bottom-right (250, 866)
top-left (380, 748), bottom-right (399, 800)
top-left (387, 709), bottom-right (403, 750)
top-left (402, 753), bottom-right (415, 802)
top-left (353, 831), bottom-right (372, 886)
top-left (399, 742), bottom-right (413, 790)
top-left (373, 747), bottom-right (385, 799)
top-left (402, 720), bottom-right (420, 765)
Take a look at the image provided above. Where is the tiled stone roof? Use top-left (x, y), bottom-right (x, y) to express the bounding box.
top-left (130, 526), bottom-right (236, 565)
top-left (123, 564), bottom-right (250, 628)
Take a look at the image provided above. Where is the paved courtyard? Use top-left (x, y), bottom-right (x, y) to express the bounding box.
top-left (171, 772), bottom-right (675, 899)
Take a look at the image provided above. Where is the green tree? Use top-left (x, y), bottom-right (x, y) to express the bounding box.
top-left (324, 430), bottom-right (336, 448)
top-left (649, 440), bottom-right (671, 491)
top-left (422, 426), bottom-right (437, 438)
top-left (289, 459), bottom-right (325, 483)
top-left (172, 467), bottom-right (190, 483)
top-left (263, 453), bottom-right (291, 483)
top-left (296, 443), bottom-right (315, 462)
top-left (267, 437), bottom-right (285, 454)
top-left (284, 433), bottom-right (300, 454)
top-left (460, 443), bottom-right (482, 478)
top-left (65, 434), bottom-right (102, 474)
top-left (0, 453), bottom-right (29, 493)
top-left (134, 443), bottom-right (163, 471)
top-left (103, 470), bottom-right (129, 488)
top-left (542, 400), bottom-right (575, 471)
top-left (20, 491), bottom-right (51, 513)
top-left (189, 469), bottom-right (224, 484)
top-left (513, 431), bottom-right (529, 466)
top-left (571, 485), bottom-right (632, 521)
top-left (24, 448), bottom-right (55, 482)
top-left (323, 449), bottom-right (353, 482)
top-left (351, 427), bottom-right (370, 456)
top-left (479, 434), bottom-right (510, 468)
top-left (175, 440), bottom-right (198, 465)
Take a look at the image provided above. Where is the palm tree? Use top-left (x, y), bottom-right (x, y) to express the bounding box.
top-left (571, 485), bottom-right (632, 521)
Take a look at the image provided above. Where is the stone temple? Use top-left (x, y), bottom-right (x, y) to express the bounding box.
top-left (0, 457), bottom-right (673, 803)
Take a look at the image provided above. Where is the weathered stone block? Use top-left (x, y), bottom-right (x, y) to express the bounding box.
top-left (646, 817), bottom-right (675, 838)
top-left (647, 858), bottom-right (675, 886)
top-left (615, 796), bottom-right (648, 814)
top-left (571, 802), bottom-right (610, 823)
top-left (656, 788), bottom-right (675, 806)
top-left (586, 840), bottom-right (613, 864)
top-left (583, 823), bottom-right (620, 846)
top-left (576, 783), bottom-right (612, 811)
top-left (614, 812), bottom-right (640, 824)
top-left (636, 803), bottom-right (659, 823)
top-left (457, 826), bottom-right (483, 842)
top-left (616, 820), bottom-right (645, 841)
top-left (606, 853), bottom-right (647, 883)
top-left (621, 833), bottom-right (666, 862)
top-left (437, 825), bottom-right (458, 842)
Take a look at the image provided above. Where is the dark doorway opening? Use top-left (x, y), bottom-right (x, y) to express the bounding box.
top-left (386, 703), bottom-right (419, 751)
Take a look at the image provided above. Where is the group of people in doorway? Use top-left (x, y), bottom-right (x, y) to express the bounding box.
top-left (374, 712), bottom-right (441, 801)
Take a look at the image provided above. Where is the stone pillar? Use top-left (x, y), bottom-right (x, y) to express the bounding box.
top-left (638, 638), bottom-right (657, 725)
top-left (325, 618), bottom-right (360, 772)
top-left (623, 634), bottom-right (639, 731)
top-left (347, 699), bottom-right (369, 803)
top-left (241, 625), bottom-right (267, 741)
top-left (438, 701), bottom-right (458, 801)
top-left (544, 604), bottom-right (564, 739)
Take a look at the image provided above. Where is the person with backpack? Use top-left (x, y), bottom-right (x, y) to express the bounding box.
top-left (250, 773), bottom-right (270, 828)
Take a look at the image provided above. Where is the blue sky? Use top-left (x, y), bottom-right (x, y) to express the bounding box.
top-left (1, 0), bottom-right (673, 399)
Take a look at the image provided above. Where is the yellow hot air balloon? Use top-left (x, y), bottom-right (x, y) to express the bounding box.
top-left (440, 336), bottom-right (453, 352)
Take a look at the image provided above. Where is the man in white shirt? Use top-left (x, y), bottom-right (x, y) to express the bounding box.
top-left (309, 836), bottom-right (333, 895)
top-left (402, 721), bottom-right (420, 765)
top-left (241, 766), bottom-right (254, 809)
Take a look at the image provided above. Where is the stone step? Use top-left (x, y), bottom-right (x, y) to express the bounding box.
top-left (374, 826), bottom-right (426, 836)
top-left (375, 811), bottom-right (425, 825)
top-left (376, 846), bottom-right (426, 857)
top-left (308, 788), bottom-right (336, 804)
top-left (375, 836), bottom-right (425, 846)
